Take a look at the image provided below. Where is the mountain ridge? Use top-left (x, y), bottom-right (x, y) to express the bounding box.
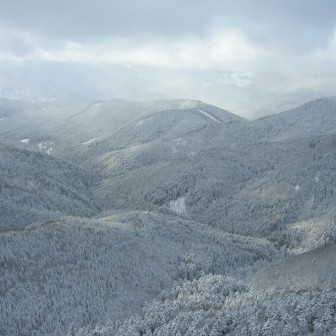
top-left (1, 96), bottom-right (336, 336)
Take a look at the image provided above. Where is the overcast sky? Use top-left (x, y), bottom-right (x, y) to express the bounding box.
top-left (0, 0), bottom-right (336, 117)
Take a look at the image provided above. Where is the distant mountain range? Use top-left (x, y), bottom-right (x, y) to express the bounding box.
top-left (0, 97), bottom-right (335, 335)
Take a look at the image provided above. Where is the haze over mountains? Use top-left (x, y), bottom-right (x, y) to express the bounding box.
top-left (1, 58), bottom-right (336, 119)
top-left (1, 96), bottom-right (336, 335)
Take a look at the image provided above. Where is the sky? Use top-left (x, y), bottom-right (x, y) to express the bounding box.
top-left (0, 0), bottom-right (336, 117)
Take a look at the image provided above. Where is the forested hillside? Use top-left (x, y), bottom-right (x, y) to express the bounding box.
top-left (0, 97), bottom-right (335, 336)
top-left (0, 211), bottom-right (276, 336)
top-left (0, 141), bottom-right (100, 229)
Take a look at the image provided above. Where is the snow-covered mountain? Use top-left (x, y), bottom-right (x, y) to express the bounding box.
top-left (1, 210), bottom-right (276, 336)
top-left (0, 141), bottom-right (100, 230)
top-left (1, 97), bottom-right (336, 336)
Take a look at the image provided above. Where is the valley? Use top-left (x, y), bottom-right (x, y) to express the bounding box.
top-left (0, 97), bottom-right (335, 335)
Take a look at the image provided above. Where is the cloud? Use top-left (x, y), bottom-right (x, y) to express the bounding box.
top-left (0, 0), bottom-right (336, 117)
top-left (0, 0), bottom-right (334, 71)
top-left (0, 30), bottom-right (38, 61)
top-left (25, 29), bottom-right (263, 72)
top-left (0, 0), bottom-right (335, 47)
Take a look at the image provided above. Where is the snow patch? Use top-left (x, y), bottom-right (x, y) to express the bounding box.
top-left (315, 172), bottom-right (320, 183)
top-left (81, 138), bottom-right (98, 145)
top-left (20, 138), bottom-right (30, 144)
top-left (37, 141), bottom-right (54, 155)
top-left (295, 185), bottom-right (300, 191)
top-left (171, 138), bottom-right (186, 154)
top-left (197, 109), bottom-right (222, 123)
top-left (169, 197), bottom-right (186, 215)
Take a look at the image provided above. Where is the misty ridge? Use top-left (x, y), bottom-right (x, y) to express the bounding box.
top-left (0, 94), bottom-right (336, 336)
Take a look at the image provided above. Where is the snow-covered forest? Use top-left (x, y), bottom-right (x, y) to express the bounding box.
top-left (1, 97), bottom-right (336, 335)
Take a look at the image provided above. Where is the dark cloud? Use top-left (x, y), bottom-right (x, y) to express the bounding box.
top-left (0, 0), bottom-right (335, 50)
top-left (0, 0), bottom-right (208, 42)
